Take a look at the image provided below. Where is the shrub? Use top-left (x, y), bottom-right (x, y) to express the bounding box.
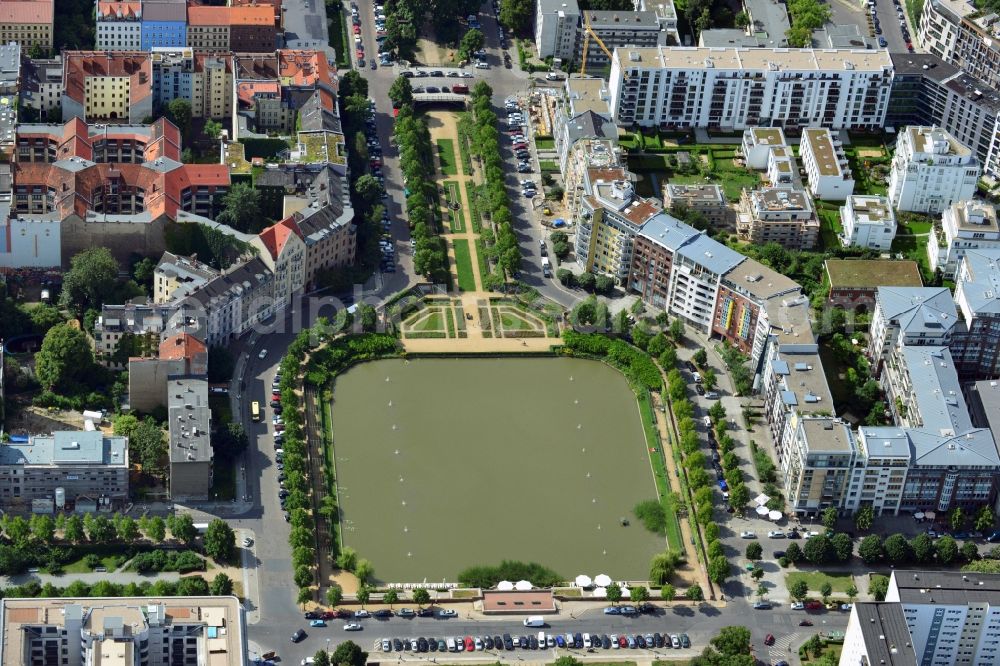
top-left (633, 500), bottom-right (666, 535)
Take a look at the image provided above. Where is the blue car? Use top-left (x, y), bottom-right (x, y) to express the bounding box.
top-left (309, 619), bottom-right (326, 627)
top-left (603, 606), bottom-right (621, 615)
top-left (719, 479), bottom-right (728, 491)
top-left (555, 635), bottom-right (566, 648)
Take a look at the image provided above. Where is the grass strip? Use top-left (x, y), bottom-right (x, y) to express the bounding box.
top-left (452, 239), bottom-right (476, 291)
top-left (637, 390), bottom-right (683, 552)
top-left (437, 138), bottom-right (458, 175)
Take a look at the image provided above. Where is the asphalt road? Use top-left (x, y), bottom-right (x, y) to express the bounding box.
top-left (870, 0), bottom-right (913, 52)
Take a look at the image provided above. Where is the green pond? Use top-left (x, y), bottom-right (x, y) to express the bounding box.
top-left (330, 357), bottom-right (666, 583)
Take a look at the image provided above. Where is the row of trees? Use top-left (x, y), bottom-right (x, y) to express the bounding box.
top-left (857, 532), bottom-right (980, 567)
top-left (0, 511), bottom-right (200, 549)
top-left (2, 574), bottom-right (232, 601)
top-left (388, 77), bottom-right (452, 284)
top-left (467, 82), bottom-right (523, 289)
top-left (556, 270), bottom-right (615, 295)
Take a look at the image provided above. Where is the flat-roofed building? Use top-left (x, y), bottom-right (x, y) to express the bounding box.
top-left (885, 570), bottom-right (1000, 665)
top-left (576, 177), bottom-right (663, 281)
top-left (799, 127), bottom-right (854, 201)
top-left (888, 126), bottom-right (980, 214)
top-left (535, 0), bottom-right (580, 62)
top-left (663, 183), bottom-right (732, 228)
top-left (840, 602), bottom-right (918, 666)
top-left (0, 595), bottom-right (247, 666)
top-left (928, 199), bottom-right (1000, 278)
top-left (737, 186), bottom-right (819, 249)
top-left (713, 258), bottom-right (801, 363)
top-left (825, 259), bottom-right (922, 312)
top-left (577, 10), bottom-right (667, 71)
top-left (845, 426), bottom-right (912, 515)
top-left (741, 127), bottom-right (787, 169)
top-left (167, 377), bottom-right (213, 500)
top-left (0, 431), bottom-right (128, 507)
top-left (840, 194), bottom-right (896, 251)
top-left (609, 46), bottom-right (894, 131)
top-left (782, 416), bottom-right (857, 516)
top-left (765, 144), bottom-right (798, 187)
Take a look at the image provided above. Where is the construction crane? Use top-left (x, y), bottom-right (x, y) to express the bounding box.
top-left (579, 11), bottom-right (615, 77)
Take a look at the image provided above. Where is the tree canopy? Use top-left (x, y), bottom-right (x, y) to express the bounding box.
top-left (35, 324), bottom-right (96, 391)
top-left (216, 183), bottom-right (263, 233)
top-left (59, 248), bottom-right (120, 314)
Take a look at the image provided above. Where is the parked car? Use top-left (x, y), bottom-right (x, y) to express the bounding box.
top-left (291, 629), bottom-right (306, 642)
top-left (344, 623), bottom-right (363, 631)
top-left (309, 619), bottom-right (326, 627)
top-left (740, 531), bottom-right (756, 538)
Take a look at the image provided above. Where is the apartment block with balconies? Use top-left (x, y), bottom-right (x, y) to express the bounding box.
top-left (737, 186), bottom-right (819, 249)
top-left (888, 126), bottom-right (980, 214)
top-left (799, 127), bottom-right (854, 201)
top-left (928, 199), bottom-right (1000, 278)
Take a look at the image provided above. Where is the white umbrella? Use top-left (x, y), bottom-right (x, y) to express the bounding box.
top-left (913, 512), bottom-right (925, 520)
top-left (515, 580), bottom-right (533, 591)
top-left (619, 584), bottom-right (630, 596)
top-left (497, 581), bottom-right (514, 591)
top-left (592, 587), bottom-right (607, 597)
top-left (575, 574), bottom-right (593, 588)
top-left (924, 511), bottom-right (936, 520)
top-left (756, 505), bottom-right (769, 516)
top-left (594, 574), bottom-right (612, 587)
top-left (754, 493), bottom-right (770, 506)
top-left (769, 510), bottom-right (782, 521)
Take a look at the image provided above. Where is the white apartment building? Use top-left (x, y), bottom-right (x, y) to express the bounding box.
top-left (843, 427), bottom-right (910, 515)
top-left (0, 596), bottom-right (247, 666)
top-left (867, 286), bottom-right (958, 370)
top-left (666, 233), bottom-right (744, 332)
top-left (96, 2), bottom-right (142, 50)
top-left (841, 602), bottom-right (917, 666)
top-left (608, 46), bottom-right (894, 131)
top-left (536, 0), bottom-right (581, 62)
top-left (885, 570), bottom-right (1000, 666)
top-left (887, 126), bottom-right (980, 214)
top-left (928, 199), bottom-right (1000, 278)
top-left (741, 127), bottom-right (787, 169)
top-left (799, 127), bottom-right (854, 200)
top-left (840, 194), bottom-right (896, 251)
top-left (575, 177), bottom-right (663, 281)
top-left (781, 416), bottom-right (857, 516)
top-left (766, 144), bottom-right (798, 186)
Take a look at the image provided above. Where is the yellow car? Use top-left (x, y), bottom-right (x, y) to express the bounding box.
top-left (543, 207), bottom-right (551, 215)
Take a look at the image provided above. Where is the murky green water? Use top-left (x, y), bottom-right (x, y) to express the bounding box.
top-left (330, 357), bottom-right (665, 583)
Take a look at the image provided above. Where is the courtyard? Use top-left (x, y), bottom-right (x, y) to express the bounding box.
top-left (329, 357), bottom-right (665, 583)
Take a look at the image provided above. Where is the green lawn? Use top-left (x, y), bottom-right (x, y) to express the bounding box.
top-left (786, 571), bottom-right (856, 594)
top-left (211, 457), bottom-right (236, 501)
top-left (898, 218), bottom-right (933, 235)
top-left (452, 240), bottom-right (477, 291)
top-left (474, 238), bottom-right (489, 282)
top-left (815, 202), bottom-right (844, 250)
top-left (637, 391), bottom-right (684, 553)
top-left (437, 138), bottom-right (458, 176)
top-left (409, 309), bottom-right (446, 332)
top-left (535, 137), bottom-right (555, 150)
top-left (63, 546), bottom-right (132, 573)
top-left (539, 160), bottom-right (560, 173)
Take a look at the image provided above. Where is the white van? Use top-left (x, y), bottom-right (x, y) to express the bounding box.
top-left (523, 616), bottom-right (546, 627)
top-left (692, 371), bottom-right (702, 383)
top-left (583, 634), bottom-right (592, 648)
top-left (446, 637), bottom-right (457, 652)
top-left (537, 631), bottom-right (546, 645)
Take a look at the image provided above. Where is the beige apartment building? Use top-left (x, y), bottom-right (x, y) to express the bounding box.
top-left (0, 0), bottom-right (52, 50)
top-left (737, 186), bottom-right (819, 249)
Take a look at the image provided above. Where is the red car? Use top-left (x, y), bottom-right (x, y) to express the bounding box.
top-left (353, 26), bottom-right (361, 33)
top-left (356, 49), bottom-right (364, 59)
top-left (617, 635), bottom-right (628, 648)
top-left (464, 636), bottom-right (474, 651)
top-left (320, 610), bottom-right (336, 620)
top-left (764, 634), bottom-right (775, 646)
top-left (513, 143), bottom-right (528, 150)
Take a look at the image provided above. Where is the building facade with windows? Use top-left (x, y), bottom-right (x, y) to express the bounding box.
top-left (140, 0), bottom-right (188, 50)
top-left (0, 0), bottom-right (52, 49)
top-left (887, 125), bottom-right (980, 214)
top-left (799, 127), bottom-right (854, 200)
top-left (608, 46), bottom-right (894, 131)
top-left (536, 0), bottom-right (581, 62)
top-left (952, 249), bottom-right (1000, 381)
top-left (867, 286), bottom-right (959, 374)
top-left (96, 1), bottom-right (142, 50)
top-left (928, 199), bottom-right (1000, 279)
top-left (737, 186), bottom-right (819, 249)
top-left (0, 431), bottom-right (128, 507)
top-left (662, 183), bottom-right (731, 228)
top-left (839, 194), bottom-right (896, 250)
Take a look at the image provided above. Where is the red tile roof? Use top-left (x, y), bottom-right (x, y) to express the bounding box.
top-left (236, 80), bottom-right (279, 107)
top-left (258, 216), bottom-right (303, 259)
top-left (97, 1), bottom-right (140, 19)
top-left (62, 51), bottom-right (152, 108)
top-left (17, 118), bottom-right (183, 163)
top-left (277, 50), bottom-right (333, 87)
top-left (0, 0), bottom-right (53, 24)
top-left (159, 332), bottom-right (207, 361)
top-left (187, 5), bottom-right (272, 25)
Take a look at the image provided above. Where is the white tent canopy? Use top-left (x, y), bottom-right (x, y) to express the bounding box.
top-left (592, 587), bottom-right (607, 597)
top-left (769, 510), bottom-right (782, 521)
top-left (913, 512), bottom-right (925, 520)
top-left (924, 511), bottom-right (936, 520)
top-left (619, 584), bottom-right (630, 595)
top-left (515, 580), bottom-right (533, 591)
top-left (497, 581), bottom-right (514, 591)
top-left (575, 575), bottom-right (593, 588)
top-left (754, 493), bottom-right (770, 506)
top-left (594, 574), bottom-right (612, 587)
top-left (756, 505), bottom-right (769, 516)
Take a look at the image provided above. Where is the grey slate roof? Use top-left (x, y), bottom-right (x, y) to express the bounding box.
top-left (636, 212), bottom-right (700, 251)
top-left (167, 377), bottom-right (213, 465)
top-left (907, 428), bottom-right (1000, 467)
top-left (898, 346), bottom-right (972, 434)
top-left (539, 0), bottom-right (579, 13)
top-left (957, 249), bottom-right (1000, 315)
top-left (675, 233), bottom-right (745, 277)
top-left (565, 110), bottom-right (616, 144)
top-left (858, 427), bottom-right (912, 458)
top-left (876, 287), bottom-right (958, 336)
top-left (186, 257), bottom-right (271, 309)
top-left (141, 0), bottom-right (187, 22)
